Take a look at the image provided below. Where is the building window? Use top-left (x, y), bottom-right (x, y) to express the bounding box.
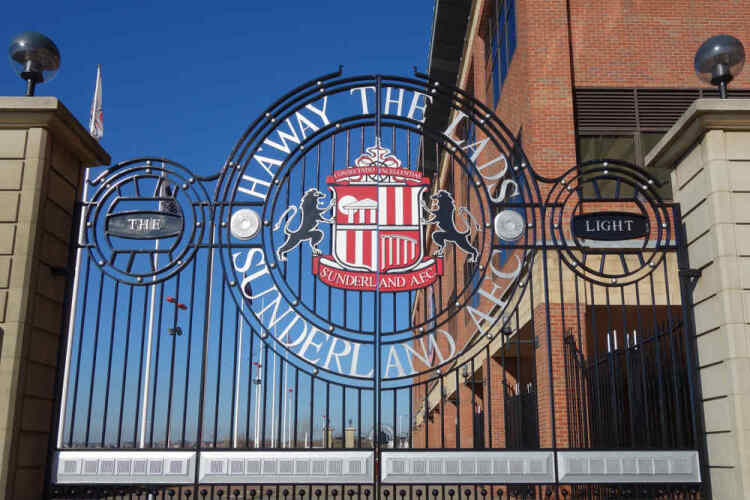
top-left (484, 0), bottom-right (516, 108)
top-left (575, 88), bottom-right (750, 200)
top-left (578, 132), bottom-right (671, 199)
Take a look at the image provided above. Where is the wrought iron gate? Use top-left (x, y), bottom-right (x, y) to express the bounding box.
top-left (48, 72), bottom-right (707, 499)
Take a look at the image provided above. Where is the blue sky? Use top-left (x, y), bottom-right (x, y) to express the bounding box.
top-left (1, 1), bottom-right (434, 174)
top-left (26, 1), bottom-right (438, 447)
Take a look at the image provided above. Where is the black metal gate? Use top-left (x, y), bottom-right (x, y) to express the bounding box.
top-left (47, 72), bottom-right (707, 499)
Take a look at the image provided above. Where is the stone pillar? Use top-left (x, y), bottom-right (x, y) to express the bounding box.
top-left (646, 98), bottom-right (750, 499)
top-left (0, 98), bottom-right (109, 499)
top-left (344, 427), bottom-right (355, 448)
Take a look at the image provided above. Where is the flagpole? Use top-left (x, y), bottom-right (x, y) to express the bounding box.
top-left (60, 68), bottom-right (102, 442)
top-left (138, 164), bottom-right (164, 447)
top-left (281, 345), bottom-right (289, 447)
top-left (232, 297), bottom-right (244, 448)
top-left (254, 296), bottom-right (265, 448)
top-left (270, 326), bottom-right (278, 448)
top-left (254, 346), bottom-right (263, 447)
top-left (88, 65), bottom-right (102, 139)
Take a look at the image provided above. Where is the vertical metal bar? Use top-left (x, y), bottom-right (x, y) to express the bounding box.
top-left (149, 279), bottom-right (167, 447)
top-left (308, 373), bottom-right (314, 448)
top-left (661, 254), bottom-right (684, 445)
top-left (84, 272), bottom-right (105, 446)
top-left (56, 167), bottom-right (91, 448)
top-left (194, 205), bottom-right (219, 451)
top-left (277, 356), bottom-right (285, 448)
top-left (245, 326), bottom-right (255, 448)
top-left (647, 272), bottom-right (668, 446)
top-left (515, 309), bottom-right (522, 447)
top-left (231, 304), bottom-right (241, 448)
top-left (212, 285), bottom-right (226, 447)
top-left (392, 389), bottom-right (397, 449)
top-left (101, 281), bottom-right (121, 446)
top-left (589, 280), bottom-right (601, 446)
top-left (66, 257), bottom-right (92, 447)
top-left (181, 257), bottom-right (199, 447)
top-left (470, 358), bottom-right (476, 448)
top-left (139, 193), bottom-right (162, 447)
top-left (423, 383), bottom-right (428, 448)
top-left (325, 381), bottom-right (330, 448)
top-left (357, 387), bottom-right (362, 448)
top-left (342, 386), bottom-right (347, 448)
top-left (500, 315), bottom-right (509, 446)
top-left (116, 285), bottom-right (134, 447)
top-left (604, 288), bottom-right (618, 446)
top-left (254, 341), bottom-right (265, 447)
top-left (261, 344), bottom-right (269, 447)
top-left (293, 368), bottom-right (299, 448)
top-left (539, 200), bottom-right (559, 480)
top-left (485, 343), bottom-right (493, 448)
top-left (374, 75), bottom-right (383, 495)
top-left (269, 335), bottom-right (278, 447)
top-left (132, 287), bottom-right (149, 447)
top-left (165, 271), bottom-right (182, 447)
top-left (622, 285), bottom-right (636, 446)
top-left (455, 367), bottom-right (461, 449)
top-left (437, 377), bottom-right (443, 448)
top-left (633, 263), bottom-right (649, 447)
top-left (674, 204), bottom-right (711, 497)
top-left (408, 385), bottom-right (413, 449)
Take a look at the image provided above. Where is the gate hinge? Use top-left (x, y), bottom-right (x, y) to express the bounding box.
top-left (679, 268), bottom-right (702, 280)
top-left (49, 265), bottom-right (69, 277)
top-left (679, 267), bottom-right (702, 290)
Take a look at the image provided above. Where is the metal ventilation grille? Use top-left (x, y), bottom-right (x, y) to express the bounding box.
top-left (635, 89), bottom-right (699, 129)
top-left (575, 87), bottom-right (750, 132)
top-left (701, 88), bottom-right (750, 99)
top-left (575, 89), bottom-right (636, 130)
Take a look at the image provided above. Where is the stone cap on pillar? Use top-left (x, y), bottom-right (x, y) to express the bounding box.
top-left (0, 96), bottom-right (110, 166)
top-left (646, 97), bottom-right (750, 170)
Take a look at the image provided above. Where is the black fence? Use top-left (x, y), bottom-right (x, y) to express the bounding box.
top-left (564, 321), bottom-right (696, 450)
top-left (46, 71), bottom-right (708, 499)
top-left (49, 483), bottom-right (705, 500)
top-left (504, 384), bottom-right (538, 450)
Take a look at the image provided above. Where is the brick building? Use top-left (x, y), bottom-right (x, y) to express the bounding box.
top-left (412, 0), bottom-right (750, 456)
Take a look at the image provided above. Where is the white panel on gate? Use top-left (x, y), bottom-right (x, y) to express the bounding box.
top-left (54, 451), bottom-right (196, 484)
top-left (380, 451), bottom-right (555, 484)
top-left (198, 451), bottom-right (373, 484)
top-left (556, 451), bottom-right (700, 483)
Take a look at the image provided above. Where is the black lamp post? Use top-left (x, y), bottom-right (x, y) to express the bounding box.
top-left (8, 32), bottom-right (60, 96)
top-left (694, 34), bottom-right (745, 98)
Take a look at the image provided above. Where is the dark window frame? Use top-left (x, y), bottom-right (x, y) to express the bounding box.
top-left (483, 0), bottom-right (517, 108)
top-left (575, 87), bottom-right (750, 200)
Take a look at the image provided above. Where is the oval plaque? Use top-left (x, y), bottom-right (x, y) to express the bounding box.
top-left (106, 212), bottom-right (184, 239)
top-left (572, 212), bottom-right (648, 241)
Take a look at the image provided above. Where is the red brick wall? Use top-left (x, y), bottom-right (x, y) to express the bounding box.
top-left (469, 0), bottom-right (577, 180)
top-left (569, 0), bottom-right (750, 89)
top-left (469, 0), bottom-right (750, 179)
top-left (449, 0), bottom-right (734, 452)
top-left (419, 0), bottom-right (729, 452)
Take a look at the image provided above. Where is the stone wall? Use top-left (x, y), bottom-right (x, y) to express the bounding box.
top-left (647, 98), bottom-right (750, 499)
top-left (0, 98), bottom-right (108, 499)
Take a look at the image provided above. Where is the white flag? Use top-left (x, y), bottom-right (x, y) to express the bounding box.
top-left (89, 65), bottom-right (103, 139)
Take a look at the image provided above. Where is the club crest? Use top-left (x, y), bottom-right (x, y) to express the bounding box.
top-left (269, 142), bottom-right (480, 292)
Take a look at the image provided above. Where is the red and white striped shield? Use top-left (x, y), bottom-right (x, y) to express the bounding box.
top-left (313, 142), bottom-right (442, 292)
top-left (332, 182), bottom-right (426, 273)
